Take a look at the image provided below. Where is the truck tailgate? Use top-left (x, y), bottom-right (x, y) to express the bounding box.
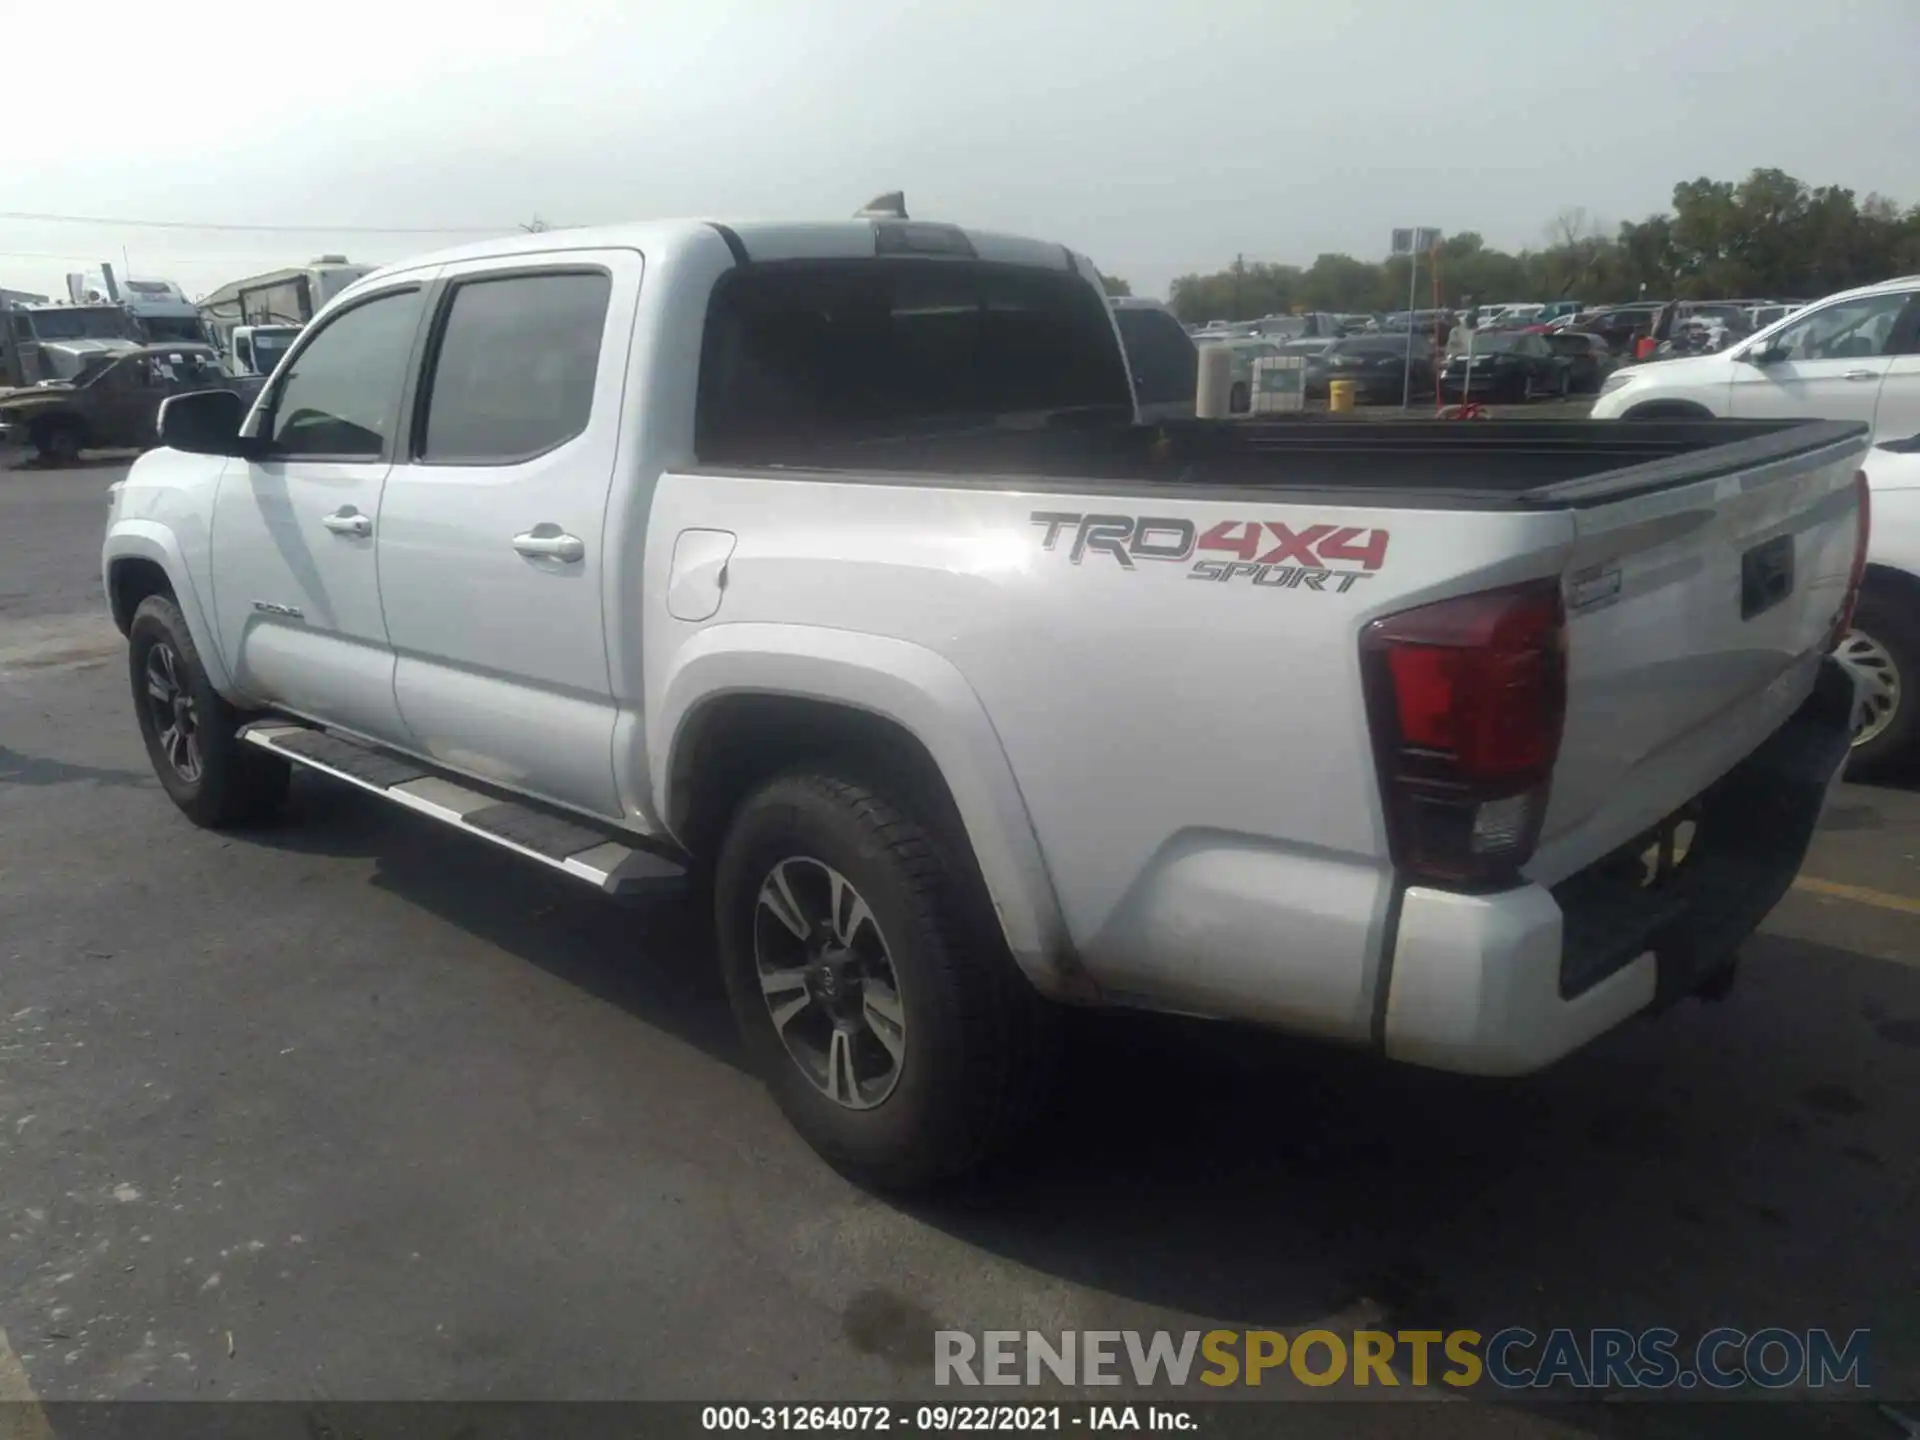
top-left (1526, 423), bottom-right (1870, 884)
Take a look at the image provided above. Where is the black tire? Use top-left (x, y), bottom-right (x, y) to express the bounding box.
top-left (714, 768), bottom-right (1054, 1191)
top-left (32, 417), bottom-right (84, 466)
top-left (1841, 586), bottom-right (1920, 781)
top-left (128, 594), bottom-right (290, 827)
top-left (1621, 400), bottom-right (1715, 420)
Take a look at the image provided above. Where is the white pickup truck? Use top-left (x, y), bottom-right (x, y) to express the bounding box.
top-left (104, 217), bottom-right (1871, 1189)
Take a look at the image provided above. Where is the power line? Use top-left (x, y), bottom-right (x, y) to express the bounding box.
top-left (0, 247), bottom-right (337, 264)
top-left (0, 209), bottom-right (503, 235)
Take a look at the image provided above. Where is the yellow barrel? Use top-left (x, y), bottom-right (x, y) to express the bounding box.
top-left (1328, 379), bottom-right (1355, 412)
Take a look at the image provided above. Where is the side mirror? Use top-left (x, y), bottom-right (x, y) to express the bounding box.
top-left (157, 388), bottom-right (250, 456)
top-left (1745, 345), bottom-right (1787, 366)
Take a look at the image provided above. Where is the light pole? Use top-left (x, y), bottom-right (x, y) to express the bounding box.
top-left (1392, 228), bottom-right (1441, 409)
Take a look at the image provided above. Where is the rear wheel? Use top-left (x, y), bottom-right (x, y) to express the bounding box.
top-left (714, 768), bottom-right (1054, 1191)
top-left (1840, 586), bottom-right (1919, 779)
top-left (129, 595), bottom-right (290, 827)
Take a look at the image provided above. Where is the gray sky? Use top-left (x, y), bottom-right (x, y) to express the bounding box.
top-left (7, 0), bottom-right (1917, 303)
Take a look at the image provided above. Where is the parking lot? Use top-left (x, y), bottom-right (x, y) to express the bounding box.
top-left (1, 458), bottom-right (1915, 1433)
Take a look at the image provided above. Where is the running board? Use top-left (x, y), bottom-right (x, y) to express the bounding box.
top-left (239, 722), bottom-right (686, 898)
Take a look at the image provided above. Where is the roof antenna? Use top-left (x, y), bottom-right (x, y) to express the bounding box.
top-left (855, 191), bottom-right (908, 220)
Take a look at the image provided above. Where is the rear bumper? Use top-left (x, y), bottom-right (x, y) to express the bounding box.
top-left (1381, 656), bottom-right (1858, 1075)
top-left (1439, 370), bottom-right (1520, 396)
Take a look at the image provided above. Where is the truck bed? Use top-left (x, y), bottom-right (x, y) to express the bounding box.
top-left (697, 417), bottom-right (1866, 509)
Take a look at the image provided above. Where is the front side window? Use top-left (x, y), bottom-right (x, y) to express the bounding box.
top-left (97, 358), bottom-right (143, 390)
top-left (418, 271), bottom-right (611, 464)
top-left (1761, 292), bottom-right (1909, 363)
top-left (268, 288), bottom-right (423, 459)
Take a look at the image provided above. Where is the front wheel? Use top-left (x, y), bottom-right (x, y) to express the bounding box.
top-left (129, 595), bottom-right (290, 827)
top-left (1840, 587), bottom-right (1918, 780)
top-left (714, 769), bottom-right (1054, 1191)
top-left (32, 418), bottom-right (84, 466)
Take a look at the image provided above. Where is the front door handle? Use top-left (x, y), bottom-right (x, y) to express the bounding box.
top-left (322, 508), bottom-right (372, 537)
top-left (513, 528), bottom-right (586, 563)
top-left (1843, 369), bottom-right (1878, 381)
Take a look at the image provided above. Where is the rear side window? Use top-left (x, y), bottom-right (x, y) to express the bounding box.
top-left (695, 259), bottom-right (1132, 458)
top-left (1112, 307), bottom-right (1198, 406)
top-left (419, 271), bottom-right (611, 464)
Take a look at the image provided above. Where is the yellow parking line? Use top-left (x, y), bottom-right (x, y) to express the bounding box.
top-left (1792, 876), bottom-right (1920, 916)
top-left (0, 1326), bottom-right (52, 1440)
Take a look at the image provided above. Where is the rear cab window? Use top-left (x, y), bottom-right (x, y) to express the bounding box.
top-left (1111, 306), bottom-right (1198, 407)
top-left (694, 259), bottom-right (1133, 461)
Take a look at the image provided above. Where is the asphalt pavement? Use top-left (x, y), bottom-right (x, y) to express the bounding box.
top-left (0, 459), bottom-right (1915, 1437)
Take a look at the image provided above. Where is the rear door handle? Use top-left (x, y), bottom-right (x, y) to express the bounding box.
top-left (1843, 369), bottom-right (1878, 381)
top-left (322, 508), bottom-right (371, 537)
top-left (513, 528), bottom-right (586, 563)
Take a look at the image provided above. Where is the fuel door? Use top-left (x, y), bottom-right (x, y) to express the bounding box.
top-left (667, 528), bottom-right (737, 622)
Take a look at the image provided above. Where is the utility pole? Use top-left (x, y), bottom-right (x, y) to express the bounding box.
top-left (1232, 253), bottom-right (1245, 321)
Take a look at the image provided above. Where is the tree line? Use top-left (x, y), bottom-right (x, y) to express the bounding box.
top-left (1141, 169), bottom-right (1920, 324)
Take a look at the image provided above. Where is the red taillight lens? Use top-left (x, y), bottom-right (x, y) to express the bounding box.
top-left (1361, 580), bottom-right (1568, 887)
top-left (1826, 470), bottom-right (1871, 652)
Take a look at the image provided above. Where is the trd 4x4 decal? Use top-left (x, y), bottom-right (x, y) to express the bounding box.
top-left (1030, 512), bottom-right (1389, 593)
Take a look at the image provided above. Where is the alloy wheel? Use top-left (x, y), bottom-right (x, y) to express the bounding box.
top-left (1838, 629), bottom-right (1901, 747)
top-left (143, 642), bottom-right (204, 782)
top-left (753, 857), bottom-right (907, 1110)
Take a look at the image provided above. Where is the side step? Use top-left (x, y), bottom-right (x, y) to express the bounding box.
top-left (239, 722), bottom-right (687, 898)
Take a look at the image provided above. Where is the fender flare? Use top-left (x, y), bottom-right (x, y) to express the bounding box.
top-left (102, 521), bottom-right (236, 695)
top-left (652, 622), bottom-right (1087, 1001)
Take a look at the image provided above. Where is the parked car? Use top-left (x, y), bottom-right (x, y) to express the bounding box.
top-left (0, 343), bottom-right (253, 466)
top-left (1840, 430), bottom-right (1920, 775)
top-left (1307, 335), bottom-right (1435, 403)
top-left (1589, 275), bottom-right (1920, 444)
top-left (1109, 297), bottom-right (1197, 423)
top-left (1545, 331), bottom-right (1613, 393)
top-left (1439, 331), bottom-right (1573, 401)
top-left (104, 214), bottom-right (1870, 1189)
top-left (1577, 303), bottom-right (1667, 355)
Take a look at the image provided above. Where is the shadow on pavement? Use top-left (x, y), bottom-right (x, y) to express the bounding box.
top-left (240, 773), bottom-right (745, 1073)
top-left (233, 773), bottom-right (1917, 1426)
top-left (905, 934), bottom-right (1919, 1412)
top-left (2, 452), bottom-right (140, 474)
top-left (0, 743), bottom-right (151, 789)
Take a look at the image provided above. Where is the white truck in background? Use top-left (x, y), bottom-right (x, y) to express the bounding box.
top-left (104, 215), bottom-right (1870, 1189)
top-left (198, 257), bottom-right (375, 372)
top-left (225, 324), bottom-right (303, 377)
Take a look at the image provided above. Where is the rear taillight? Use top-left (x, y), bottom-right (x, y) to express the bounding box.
top-left (1826, 470), bottom-right (1871, 652)
top-left (1360, 579), bottom-right (1568, 887)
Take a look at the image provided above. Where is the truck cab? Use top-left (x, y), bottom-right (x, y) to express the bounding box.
top-left (227, 323), bottom-right (303, 377)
